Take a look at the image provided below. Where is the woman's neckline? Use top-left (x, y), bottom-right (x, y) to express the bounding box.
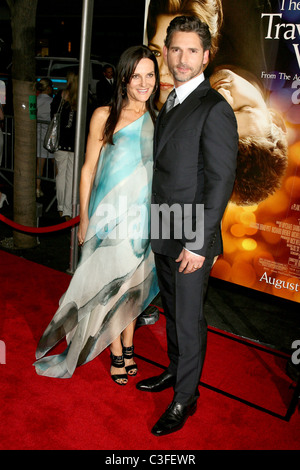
top-left (114, 111), bottom-right (148, 136)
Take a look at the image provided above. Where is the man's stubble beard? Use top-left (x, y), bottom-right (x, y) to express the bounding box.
top-left (169, 62), bottom-right (204, 84)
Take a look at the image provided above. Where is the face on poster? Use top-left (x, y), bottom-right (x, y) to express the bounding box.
top-left (144, 0), bottom-right (300, 302)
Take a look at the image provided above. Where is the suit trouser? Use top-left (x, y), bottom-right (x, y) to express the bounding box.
top-left (154, 247), bottom-right (214, 405)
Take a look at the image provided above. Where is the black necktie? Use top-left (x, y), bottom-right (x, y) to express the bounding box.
top-left (165, 89), bottom-right (176, 113)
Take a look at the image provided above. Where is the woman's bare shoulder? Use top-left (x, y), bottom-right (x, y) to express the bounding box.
top-left (92, 106), bottom-right (110, 123)
top-left (89, 106), bottom-right (110, 141)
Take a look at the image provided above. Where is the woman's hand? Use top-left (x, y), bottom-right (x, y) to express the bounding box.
top-left (78, 218), bottom-right (89, 246)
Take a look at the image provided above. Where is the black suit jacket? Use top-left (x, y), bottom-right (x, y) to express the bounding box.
top-left (96, 77), bottom-right (115, 107)
top-left (151, 78), bottom-right (238, 259)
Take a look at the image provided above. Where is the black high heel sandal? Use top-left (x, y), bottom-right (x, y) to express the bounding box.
top-left (110, 353), bottom-right (128, 385)
top-left (123, 345), bottom-right (138, 376)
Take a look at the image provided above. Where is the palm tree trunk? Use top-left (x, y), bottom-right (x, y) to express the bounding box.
top-left (12, 78), bottom-right (37, 248)
top-left (6, 0), bottom-right (38, 248)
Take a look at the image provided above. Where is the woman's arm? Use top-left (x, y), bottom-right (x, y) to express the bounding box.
top-left (77, 106), bottom-right (109, 244)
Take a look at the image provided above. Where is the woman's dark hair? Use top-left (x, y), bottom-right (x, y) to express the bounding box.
top-left (103, 45), bottom-right (160, 145)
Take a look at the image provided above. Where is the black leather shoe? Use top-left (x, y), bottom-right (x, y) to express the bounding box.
top-left (136, 370), bottom-right (176, 392)
top-left (151, 399), bottom-right (197, 436)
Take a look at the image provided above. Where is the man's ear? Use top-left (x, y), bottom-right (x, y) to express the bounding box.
top-left (203, 49), bottom-right (210, 66)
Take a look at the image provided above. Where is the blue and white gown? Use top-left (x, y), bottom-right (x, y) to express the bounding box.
top-left (34, 112), bottom-right (159, 378)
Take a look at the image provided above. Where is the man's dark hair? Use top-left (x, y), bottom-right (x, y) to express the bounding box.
top-left (165, 15), bottom-right (211, 51)
top-left (103, 64), bottom-right (113, 72)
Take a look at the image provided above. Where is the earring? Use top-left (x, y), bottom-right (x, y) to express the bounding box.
top-left (121, 80), bottom-right (127, 97)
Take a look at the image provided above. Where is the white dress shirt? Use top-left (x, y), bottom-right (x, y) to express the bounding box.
top-left (173, 73), bottom-right (205, 106)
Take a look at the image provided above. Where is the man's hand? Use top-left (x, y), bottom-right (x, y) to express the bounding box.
top-left (175, 248), bottom-right (205, 274)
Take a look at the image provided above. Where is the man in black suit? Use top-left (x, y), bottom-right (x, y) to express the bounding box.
top-left (96, 65), bottom-right (115, 107)
top-left (136, 16), bottom-right (238, 436)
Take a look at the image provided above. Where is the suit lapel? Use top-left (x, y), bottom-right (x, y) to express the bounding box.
top-left (154, 79), bottom-right (211, 161)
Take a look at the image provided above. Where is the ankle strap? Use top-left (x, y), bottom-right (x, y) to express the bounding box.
top-left (110, 353), bottom-right (125, 368)
top-left (123, 345), bottom-right (134, 359)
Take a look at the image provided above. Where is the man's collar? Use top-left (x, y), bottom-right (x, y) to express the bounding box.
top-left (175, 73), bottom-right (205, 104)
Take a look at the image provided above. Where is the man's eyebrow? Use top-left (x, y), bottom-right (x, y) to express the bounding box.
top-left (236, 105), bottom-right (253, 112)
top-left (171, 46), bottom-right (201, 50)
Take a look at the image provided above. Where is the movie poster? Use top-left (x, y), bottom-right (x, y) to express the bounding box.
top-left (144, 0), bottom-right (300, 303)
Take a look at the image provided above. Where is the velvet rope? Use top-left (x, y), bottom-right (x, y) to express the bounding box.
top-left (0, 213), bottom-right (80, 233)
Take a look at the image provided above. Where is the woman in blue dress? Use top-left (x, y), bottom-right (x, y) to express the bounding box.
top-left (34, 46), bottom-right (160, 384)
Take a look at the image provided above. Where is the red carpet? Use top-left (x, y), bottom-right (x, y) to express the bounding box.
top-left (0, 250), bottom-right (299, 450)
